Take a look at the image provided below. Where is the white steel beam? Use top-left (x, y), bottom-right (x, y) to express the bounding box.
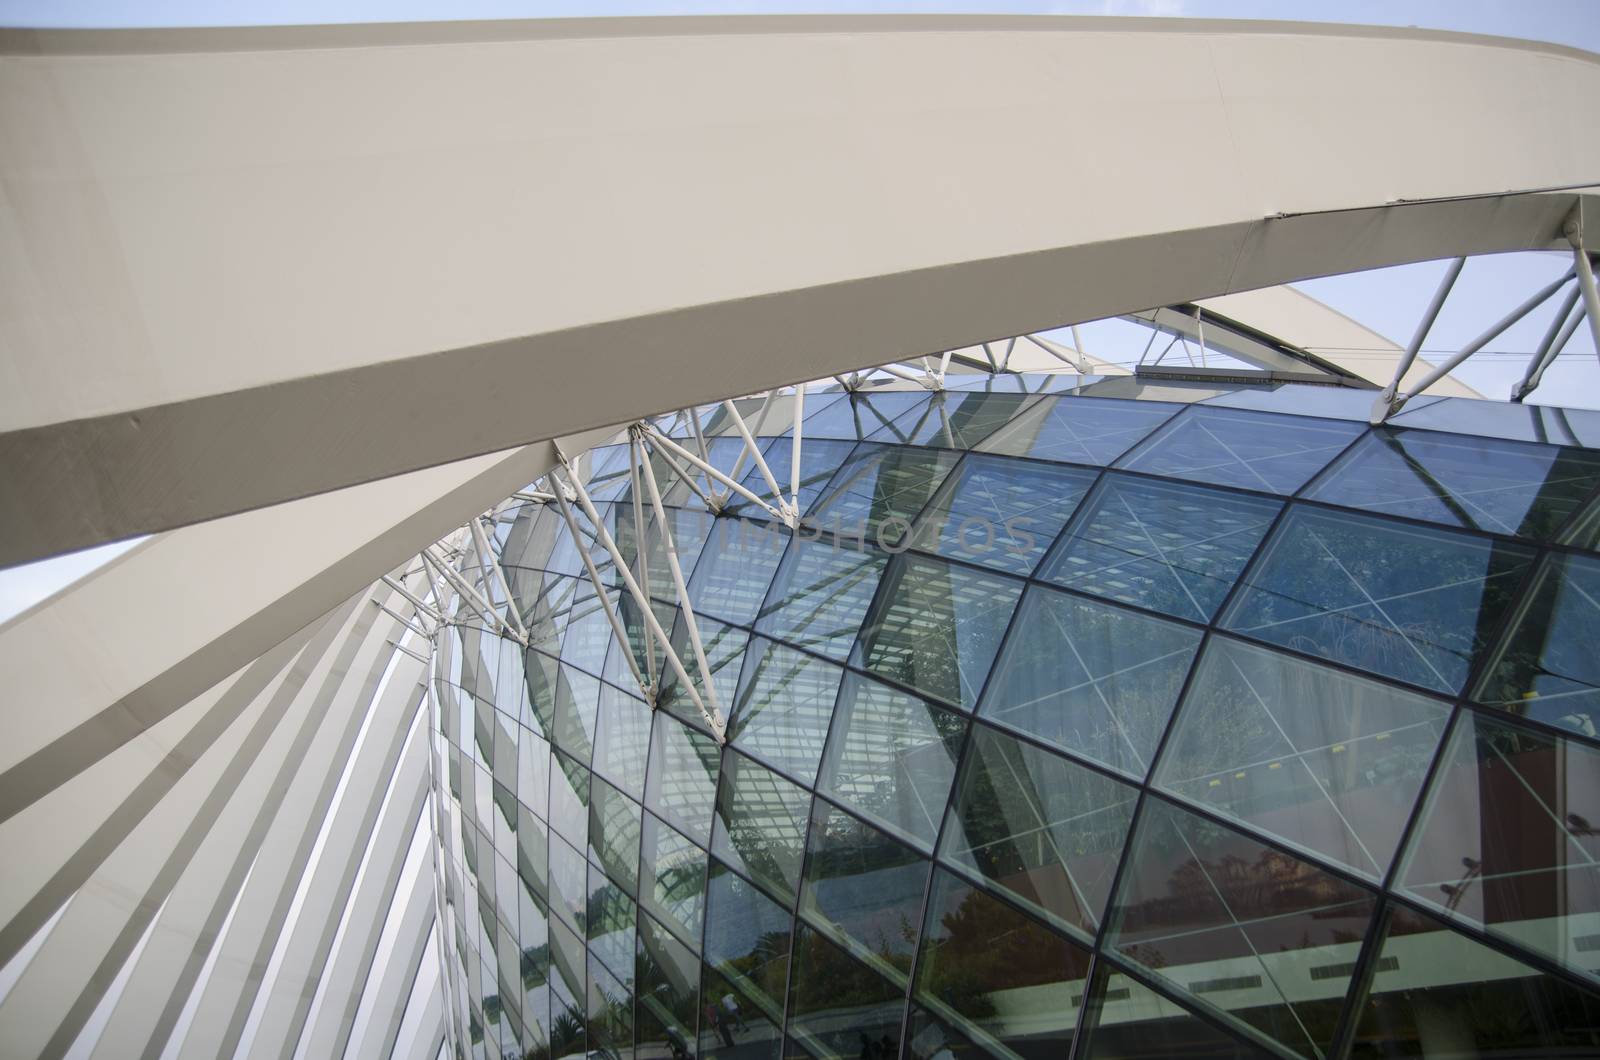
top-left (549, 479), bottom-right (650, 698)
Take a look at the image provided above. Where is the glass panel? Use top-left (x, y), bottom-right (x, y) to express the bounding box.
top-left (1117, 405), bottom-right (1363, 495)
top-left (548, 917), bottom-right (588, 1060)
top-left (1476, 551), bottom-right (1600, 740)
top-left (756, 536), bottom-right (887, 662)
top-left (548, 832), bottom-right (589, 937)
top-left (591, 682), bottom-right (652, 802)
top-left (517, 806), bottom-right (548, 905)
top-left (729, 436), bottom-right (860, 520)
top-left (818, 673), bottom-right (968, 852)
top-left (640, 812), bottom-right (709, 951)
top-left (854, 554), bottom-right (1025, 711)
top-left (1398, 710), bottom-right (1600, 984)
top-left (977, 395), bottom-right (1180, 467)
top-left (801, 391), bottom-right (932, 441)
top-left (524, 648), bottom-right (561, 738)
top-left (561, 579), bottom-right (618, 677)
top-left (784, 923), bottom-right (906, 1060)
top-left (588, 775), bottom-right (642, 897)
top-left (713, 750), bottom-right (812, 904)
top-left (688, 517), bottom-right (791, 627)
top-left (702, 962), bottom-right (784, 1059)
top-left (1040, 474), bottom-right (1280, 622)
top-left (1156, 637), bottom-right (1451, 880)
top-left (587, 945), bottom-right (633, 1059)
top-left (797, 800), bottom-right (930, 986)
top-left (1306, 428), bottom-right (1600, 540)
top-left (913, 868), bottom-right (1090, 1057)
top-left (809, 443), bottom-right (962, 547)
top-left (586, 861), bottom-right (637, 984)
top-left (645, 713), bottom-right (722, 847)
top-left (940, 724), bottom-right (1137, 940)
top-left (517, 724), bottom-right (551, 820)
top-left (637, 911), bottom-right (701, 1060)
top-left (1563, 491), bottom-right (1600, 550)
top-left (704, 860), bottom-right (794, 1020)
top-left (871, 391), bottom-right (1033, 450)
top-left (978, 587), bottom-right (1201, 779)
top-left (1108, 796), bottom-right (1377, 1058)
top-left (549, 749), bottom-right (590, 851)
top-left (1078, 964), bottom-right (1272, 1060)
top-left (1347, 903), bottom-right (1600, 1058)
top-left (553, 665), bottom-right (601, 763)
top-left (659, 613), bottom-right (751, 737)
top-left (910, 454), bottom-right (1097, 576)
top-left (729, 638), bottom-right (845, 785)
top-left (1223, 507), bottom-right (1536, 695)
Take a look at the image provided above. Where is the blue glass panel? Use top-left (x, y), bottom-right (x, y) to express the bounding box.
top-left (712, 750), bottom-right (811, 903)
top-left (1109, 796), bottom-right (1376, 1057)
top-left (728, 638), bottom-right (845, 786)
top-left (912, 867), bottom-right (1090, 1056)
top-left (869, 390), bottom-right (1033, 449)
top-left (809, 443), bottom-right (962, 547)
top-left (798, 800), bottom-right (930, 985)
top-left (1306, 428), bottom-right (1600, 539)
top-left (977, 395), bottom-right (1180, 466)
top-left (726, 436), bottom-right (859, 519)
top-left (645, 712), bottom-right (722, 847)
top-left (854, 554), bottom-right (1025, 711)
top-left (1040, 473), bottom-right (1280, 622)
top-left (1155, 636), bottom-right (1451, 880)
top-left (658, 612), bottom-right (750, 736)
top-left (1117, 406), bottom-right (1363, 495)
top-left (1224, 507), bottom-right (1536, 694)
top-left (818, 673), bottom-right (968, 852)
top-left (910, 453), bottom-right (1097, 576)
top-left (797, 390), bottom-right (929, 441)
top-left (755, 536), bottom-right (886, 662)
top-left (686, 517), bottom-right (790, 627)
top-left (939, 723), bottom-right (1137, 939)
top-left (1475, 551), bottom-right (1600, 739)
top-left (979, 587), bottom-right (1202, 779)
top-left (1398, 710), bottom-right (1600, 985)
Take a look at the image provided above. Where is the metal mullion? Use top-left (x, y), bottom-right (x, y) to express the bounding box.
top-left (637, 433), bottom-right (729, 736)
top-left (558, 465), bottom-right (719, 736)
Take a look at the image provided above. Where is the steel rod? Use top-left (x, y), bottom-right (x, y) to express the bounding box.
top-left (469, 516), bottom-right (527, 641)
top-left (627, 435), bottom-right (658, 688)
top-left (1512, 286), bottom-right (1584, 401)
top-left (557, 463), bottom-right (708, 721)
top-left (1394, 267), bottom-right (1575, 410)
top-left (1370, 256), bottom-right (1467, 422)
top-left (550, 476), bottom-right (650, 697)
top-left (646, 427), bottom-right (789, 523)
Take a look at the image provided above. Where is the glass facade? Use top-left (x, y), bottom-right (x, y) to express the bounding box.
top-left (431, 381), bottom-right (1600, 1060)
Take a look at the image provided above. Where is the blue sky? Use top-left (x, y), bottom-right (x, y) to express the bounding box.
top-left (0, 0), bottom-right (1596, 619)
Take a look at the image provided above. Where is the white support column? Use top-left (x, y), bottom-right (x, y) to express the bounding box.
top-left (380, 576), bottom-right (442, 627)
top-left (1370, 256), bottom-right (1466, 424)
top-left (789, 386), bottom-right (805, 512)
top-left (643, 437), bottom-right (723, 513)
top-left (720, 399), bottom-right (789, 519)
top-left (633, 429), bottom-right (727, 736)
top-left (420, 550), bottom-right (510, 643)
top-left (644, 427), bottom-right (789, 525)
top-left (1512, 286), bottom-right (1585, 401)
top-left (556, 464), bottom-right (724, 739)
top-left (1383, 268), bottom-right (1574, 419)
top-left (468, 516), bottom-right (527, 643)
top-left (724, 390), bottom-right (777, 504)
top-left (549, 478), bottom-right (651, 699)
top-left (626, 436), bottom-right (658, 690)
top-left (1068, 326), bottom-right (1092, 373)
top-left (1564, 211), bottom-right (1600, 364)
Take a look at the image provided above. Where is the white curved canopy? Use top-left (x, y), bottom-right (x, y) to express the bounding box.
top-left (1, 15), bottom-right (1597, 566)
